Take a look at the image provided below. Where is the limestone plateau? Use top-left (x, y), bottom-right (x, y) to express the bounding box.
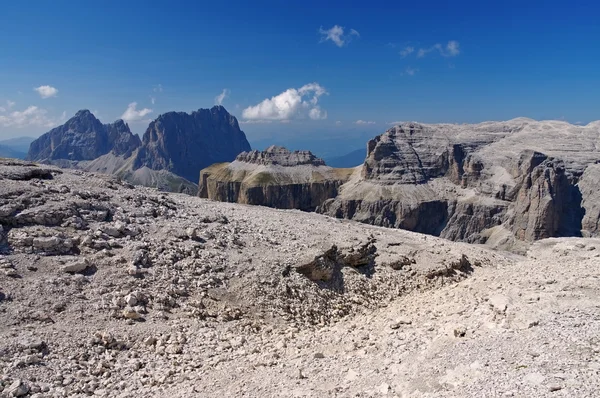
top-left (199, 146), bottom-right (353, 211)
top-left (200, 118), bottom-right (600, 251)
top-left (26, 106), bottom-right (251, 194)
top-left (1, 158), bottom-right (599, 397)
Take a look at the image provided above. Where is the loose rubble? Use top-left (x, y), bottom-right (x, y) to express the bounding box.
top-left (1, 159), bottom-right (599, 397)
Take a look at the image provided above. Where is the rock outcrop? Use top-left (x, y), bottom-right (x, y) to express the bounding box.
top-left (318, 119), bottom-right (600, 248)
top-left (27, 110), bottom-right (141, 161)
top-left (199, 146), bottom-right (354, 211)
top-left (133, 105), bottom-right (251, 182)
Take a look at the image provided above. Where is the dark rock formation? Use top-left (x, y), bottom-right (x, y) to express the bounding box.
top-left (133, 106), bottom-right (251, 182)
top-left (27, 110), bottom-right (141, 162)
top-left (199, 146), bottom-right (353, 211)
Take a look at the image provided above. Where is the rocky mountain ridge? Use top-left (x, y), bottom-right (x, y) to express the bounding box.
top-left (200, 118), bottom-right (600, 250)
top-left (24, 106), bottom-right (250, 193)
top-left (27, 110), bottom-right (141, 162)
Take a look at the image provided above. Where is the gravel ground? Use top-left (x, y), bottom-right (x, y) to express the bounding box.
top-left (0, 160), bottom-right (598, 397)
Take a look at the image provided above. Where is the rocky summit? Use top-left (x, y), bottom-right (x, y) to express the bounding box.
top-left (23, 106), bottom-right (251, 194)
top-left (1, 158), bottom-right (599, 397)
top-left (133, 105), bottom-right (251, 183)
top-left (199, 146), bottom-right (353, 211)
top-left (27, 110), bottom-right (141, 162)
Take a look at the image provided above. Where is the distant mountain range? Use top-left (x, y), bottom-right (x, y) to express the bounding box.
top-left (24, 106), bottom-right (251, 193)
top-left (324, 148), bottom-right (365, 168)
top-left (0, 136), bottom-right (35, 159)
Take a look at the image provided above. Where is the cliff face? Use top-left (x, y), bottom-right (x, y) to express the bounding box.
top-left (133, 106), bottom-right (251, 182)
top-left (27, 110), bottom-right (141, 161)
top-left (199, 146), bottom-right (354, 211)
top-left (317, 119), bottom-right (600, 247)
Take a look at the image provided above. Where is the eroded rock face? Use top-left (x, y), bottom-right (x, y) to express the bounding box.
top-left (318, 119), bottom-right (600, 246)
top-left (199, 146), bottom-right (353, 211)
top-left (237, 146), bottom-right (326, 166)
top-left (133, 106), bottom-right (251, 182)
top-left (27, 110), bottom-right (141, 162)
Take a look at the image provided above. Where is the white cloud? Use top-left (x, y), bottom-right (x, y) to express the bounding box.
top-left (335, 120), bottom-right (342, 126)
top-left (121, 102), bottom-right (152, 122)
top-left (308, 106), bottom-right (327, 120)
top-left (387, 121), bottom-right (404, 125)
top-left (403, 67), bottom-right (419, 76)
top-left (446, 40), bottom-right (460, 56)
top-left (153, 84), bottom-right (163, 93)
top-left (417, 41), bottom-right (461, 58)
top-left (242, 83), bottom-right (328, 121)
top-left (215, 88), bottom-right (230, 105)
top-left (355, 120), bottom-right (376, 125)
top-left (0, 106), bottom-right (64, 128)
top-left (319, 25), bottom-right (359, 47)
top-left (150, 96), bottom-right (156, 105)
top-left (400, 46), bottom-right (414, 57)
top-left (34, 85), bottom-right (58, 99)
top-left (7, 100), bottom-right (15, 109)
top-left (239, 120), bottom-right (273, 125)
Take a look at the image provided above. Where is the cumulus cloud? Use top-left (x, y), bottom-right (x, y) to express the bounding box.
top-left (215, 88), bottom-right (230, 105)
top-left (417, 41), bottom-right (461, 58)
top-left (355, 120), bottom-right (376, 125)
top-left (121, 102), bottom-right (152, 122)
top-left (34, 85), bottom-right (58, 99)
top-left (400, 46), bottom-right (414, 57)
top-left (308, 107), bottom-right (327, 120)
top-left (0, 106), bottom-right (65, 128)
top-left (242, 83), bottom-right (328, 121)
top-left (319, 25), bottom-right (359, 47)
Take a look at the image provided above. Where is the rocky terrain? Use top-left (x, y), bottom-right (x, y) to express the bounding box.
top-left (200, 118), bottom-right (600, 250)
top-left (319, 119), bottom-right (600, 249)
top-left (24, 106), bottom-right (251, 194)
top-left (199, 146), bottom-right (353, 211)
top-left (1, 158), bottom-right (599, 397)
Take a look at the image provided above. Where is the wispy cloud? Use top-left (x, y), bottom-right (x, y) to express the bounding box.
top-left (400, 46), bottom-right (414, 57)
top-left (387, 121), bottom-right (404, 125)
top-left (0, 100), bottom-right (14, 113)
top-left (121, 102), bottom-right (152, 123)
top-left (319, 25), bottom-right (360, 47)
top-left (242, 83), bottom-right (328, 121)
top-left (0, 105), bottom-right (65, 128)
top-left (355, 120), bottom-right (376, 125)
top-left (417, 40), bottom-right (460, 58)
top-left (335, 120), bottom-right (342, 126)
top-left (402, 67), bottom-right (419, 76)
top-left (153, 84), bottom-right (163, 93)
top-left (215, 88), bottom-right (230, 105)
top-left (34, 85), bottom-right (58, 99)
top-left (239, 120), bottom-right (273, 125)
top-left (150, 96), bottom-right (156, 105)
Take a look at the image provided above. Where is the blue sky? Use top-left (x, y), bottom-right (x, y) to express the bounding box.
top-left (0, 0), bottom-right (599, 150)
